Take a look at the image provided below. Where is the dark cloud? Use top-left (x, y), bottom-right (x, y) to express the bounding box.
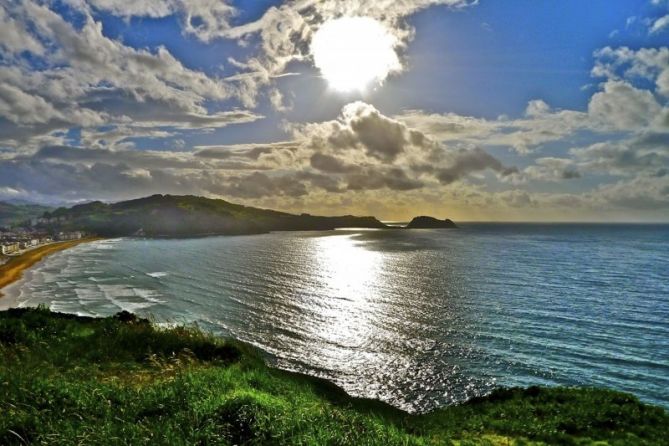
top-left (436, 148), bottom-right (517, 185)
top-left (346, 168), bottom-right (423, 191)
top-left (211, 171), bottom-right (308, 199)
top-left (310, 153), bottom-right (358, 173)
top-left (348, 105), bottom-right (409, 161)
top-left (561, 170), bottom-right (581, 179)
top-left (295, 102), bottom-right (436, 164)
top-left (294, 171), bottom-right (342, 193)
top-left (195, 146), bottom-right (272, 160)
top-left (572, 133), bottom-right (669, 177)
top-left (194, 142), bottom-right (297, 160)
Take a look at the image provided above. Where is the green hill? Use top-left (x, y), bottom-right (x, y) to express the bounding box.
top-left (1, 308), bottom-right (667, 445)
top-left (0, 201), bottom-right (51, 227)
top-left (37, 194), bottom-right (387, 237)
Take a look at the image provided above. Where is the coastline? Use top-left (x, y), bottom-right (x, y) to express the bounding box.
top-left (2, 307), bottom-right (667, 444)
top-left (0, 237), bottom-right (101, 298)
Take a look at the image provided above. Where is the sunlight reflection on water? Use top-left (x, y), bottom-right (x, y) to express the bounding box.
top-left (4, 225), bottom-right (669, 412)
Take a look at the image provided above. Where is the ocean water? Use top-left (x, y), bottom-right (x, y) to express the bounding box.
top-left (2, 224), bottom-right (668, 412)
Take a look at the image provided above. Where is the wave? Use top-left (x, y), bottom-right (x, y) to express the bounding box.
top-left (146, 271), bottom-right (169, 278)
top-left (2, 227), bottom-right (668, 412)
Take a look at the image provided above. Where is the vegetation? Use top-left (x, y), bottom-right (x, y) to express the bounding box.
top-left (39, 194), bottom-right (387, 237)
top-left (1, 308), bottom-right (667, 445)
top-left (0, 201), bottom-right (51, 227)
top-left (406, 216), bottom-right (457, 229)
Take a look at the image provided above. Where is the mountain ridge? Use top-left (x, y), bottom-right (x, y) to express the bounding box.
top-left (36, 194), bottom-right (389, 237)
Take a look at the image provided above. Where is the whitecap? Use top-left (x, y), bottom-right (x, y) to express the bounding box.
top-left (146, 271), bottom-right (168, 278)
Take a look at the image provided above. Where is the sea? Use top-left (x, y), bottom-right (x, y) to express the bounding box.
top-left (1, 223), bottom-right (668, 413)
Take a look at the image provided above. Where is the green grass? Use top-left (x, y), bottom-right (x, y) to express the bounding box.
top-left (1, 308), bottom-right (667, 445)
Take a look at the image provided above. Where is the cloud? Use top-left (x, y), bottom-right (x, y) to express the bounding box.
top-left (570, 132), bottom-right (669, 177)
top-left (80, 126), bottom-right (177, 151)
top-left (592, 46), bottom-right (669, 97)
top-left (346, 167), bottom-right (424, 191)
top-left (23, 1), bottom-right (230, 111)
top-left (293, 101), bottom-right (439, 164)
top-left (292, 101), bottom-right (514, 187)
top-left (211, 171), bottom-right (309, 199)
top-left (0, 6), bottom-right (44, 56)
top-left (397, 102), bottom-right (591, 154)
top-left (268, 88), bottom-right (291, 112)
top-left (0, 84), bottom-right (71, 126)
top-left (1, 139), bottom-right (665, 221)
top-left (0, 100), bottom-right (516, 204)
top-left (310, 153), bottom-right (358, 173)
top-left (71, 0), bottom-right (237, 42)
top-left (592, 175), bottom-right (669, 210)
top-left (650, 14), bottom-right (669, 33)
top-left (396, 67), bottom-right (669, 156)
top-left (81, 0), bottom-right (474, 41)
top-left (192, 0), bottom-right (475, 104)
top-left (194, 141), bottom-right (300, 169)
top-left (47, 0), bottom-right (473, 109)
top-left (512, 157), bottom-right (581, 183)
top-left (588, 80), bottom-right (663, 130)
top-left (343, 102), bottom-right (412, 161)
top-left (0, 145), bottom-right (304, 201)
top-left (0, 1), bottom-right (666, 221)
top-left (0, 1), bottom-right (481, 153)
top-left (0, 1), bottom-right (262, 152)
top-left (434, 148), bottom-right (517, 185)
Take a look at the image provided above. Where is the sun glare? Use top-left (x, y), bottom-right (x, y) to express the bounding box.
top-left (311, 16), bottom-right (401, 92)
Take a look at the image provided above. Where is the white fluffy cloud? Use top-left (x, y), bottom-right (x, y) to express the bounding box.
top-left (650, 14), bottom-right (669, 33)
top-left (0, 6), bottom-right (44, 55)
top-left (571, 132), bottom-right (669, 177)
top-left (0, 1), bottom-right (262, 151)
top-left (50, 0), bottom-right (474, 108)
top-left (397, 64), bottom-right (669, 154)
top-left (593, 46), bottom-right (669, 97)
top-left (0, 101), bottom-right (517, 205)
top-left (0, 1), bottom-right (667, 220)
top-left (588, 80), bottom-right (663, 130)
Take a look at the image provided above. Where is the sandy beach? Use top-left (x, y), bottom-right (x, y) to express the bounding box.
top-left (0, 238), bottom-right (100, 298)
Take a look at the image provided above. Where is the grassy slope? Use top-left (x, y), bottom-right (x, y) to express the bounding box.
top-left (1, 308), bottom-right (667, 445)
top-left (42, 194), bottom-right (387, 237)
top-left (0, 202), bottom-right (51, 227)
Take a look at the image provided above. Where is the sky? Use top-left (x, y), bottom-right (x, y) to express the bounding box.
top-left (0, 0), bottom-right (668, 222)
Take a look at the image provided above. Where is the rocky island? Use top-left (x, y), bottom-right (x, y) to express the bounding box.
top-left (405, 216), bottom-right (457, 229)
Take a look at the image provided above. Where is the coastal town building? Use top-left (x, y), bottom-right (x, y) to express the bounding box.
top-left (56, 231), bottom-right (82, 241)
top-left (1, 242), bottom-right (20, 255)
top-left (0, 229), bottom-right (83, 256)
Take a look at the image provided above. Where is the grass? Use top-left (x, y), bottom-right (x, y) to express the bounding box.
top-left (1, 308), bottom-right (667, 445)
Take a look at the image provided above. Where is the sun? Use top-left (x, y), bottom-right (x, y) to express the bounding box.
top-left (311, 16), bottom-right (401, 92)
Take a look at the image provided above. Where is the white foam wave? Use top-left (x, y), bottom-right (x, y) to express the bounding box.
top-left (146, 271), bottom-right (168, 278)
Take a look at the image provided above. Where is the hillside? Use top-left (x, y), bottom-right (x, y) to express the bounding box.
top-left (36, 194), bottom-right (387, 237)
top-left (0, 201), bottom-right (51, 227)
top-left (1, 307), bottom-right (667, 445)
top-left (406, 216), bottom-right (457, 229)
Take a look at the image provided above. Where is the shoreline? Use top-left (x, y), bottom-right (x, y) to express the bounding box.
top-left (0, 237), bottom-right (101, 298)
top-left (2, 307), bottom-right (667, 444)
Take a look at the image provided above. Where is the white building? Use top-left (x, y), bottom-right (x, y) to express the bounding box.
top-left (1, 243), bottom-right (20, 255)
